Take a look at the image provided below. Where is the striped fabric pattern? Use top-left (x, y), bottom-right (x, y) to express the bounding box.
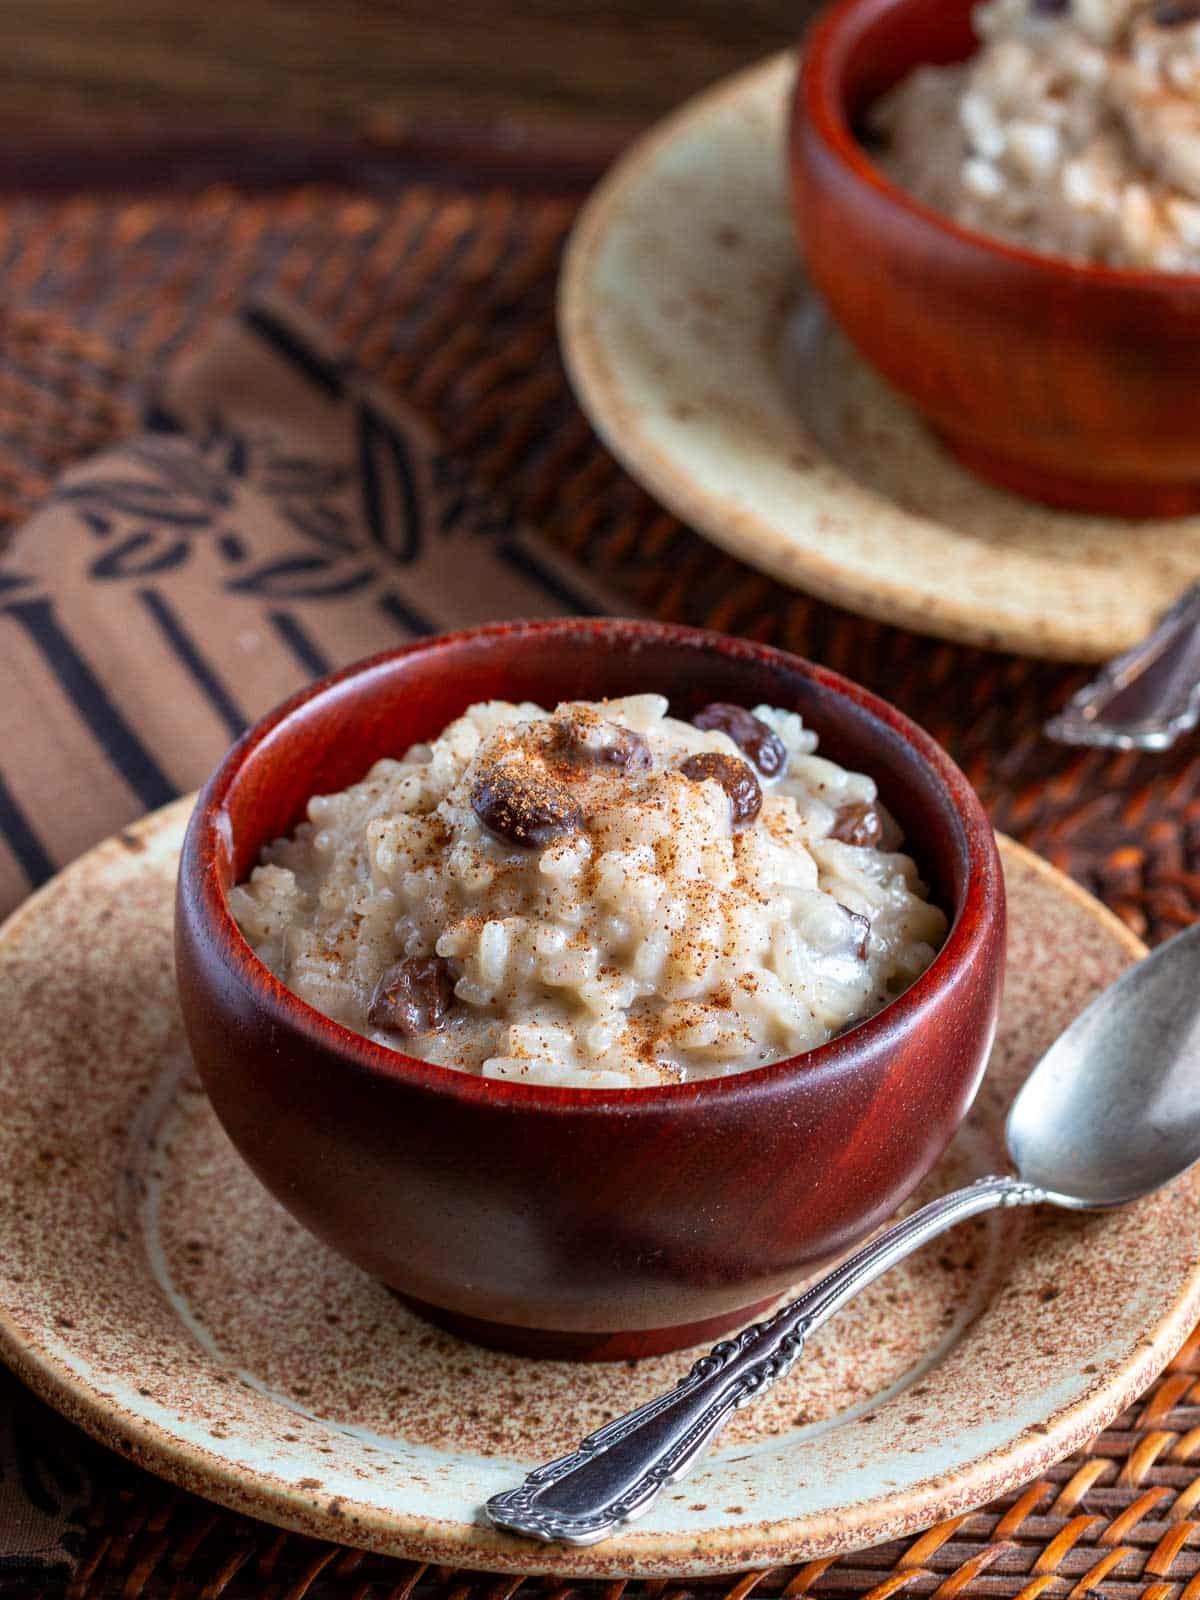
top-left (0, 297), bottom-right (617, 916)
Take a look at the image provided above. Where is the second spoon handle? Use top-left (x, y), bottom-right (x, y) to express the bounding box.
top-left (485, 1175), bottom-right (1047, 1548)
top-left (1045, 581), bottom-right (1200, 752)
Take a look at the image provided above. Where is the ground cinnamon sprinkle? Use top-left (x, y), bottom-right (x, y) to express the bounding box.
top-left (232, 694), bottom-right (947, 1085)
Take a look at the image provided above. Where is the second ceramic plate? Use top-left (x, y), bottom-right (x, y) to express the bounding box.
top-left (559, 54), bottom-right (1200, 663)
top-left (1, 800), bottom-right (1199, 1575)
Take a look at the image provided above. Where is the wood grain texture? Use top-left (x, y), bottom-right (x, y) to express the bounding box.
top-left (0, 0), bottom-right (817, 139)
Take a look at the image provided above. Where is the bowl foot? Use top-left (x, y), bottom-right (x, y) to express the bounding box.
top-left (392, 1290), bottom-right (784, 1362)
top-left (937, 432), bottom-right (1200, 518)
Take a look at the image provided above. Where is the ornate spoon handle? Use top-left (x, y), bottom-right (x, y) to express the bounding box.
top-left (485, 1175), bottom-right (1045, 1547)
top-left (1046, 581), bottom-right (1200, 752)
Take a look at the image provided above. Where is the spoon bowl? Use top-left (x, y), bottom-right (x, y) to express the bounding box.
top-left (1006, 919), bottom-right (1200, 1210)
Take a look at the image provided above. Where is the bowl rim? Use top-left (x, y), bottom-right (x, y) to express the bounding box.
top-left (796, 0), bottom-right (1200, 293)
top-left (179, 616), bottom-right (1003, 1112)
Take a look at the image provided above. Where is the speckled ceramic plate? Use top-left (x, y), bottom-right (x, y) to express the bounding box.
top-left (559, 54), bottom-right (1200, 664)
top-left (2, 799), bottom-right (1199, 1577)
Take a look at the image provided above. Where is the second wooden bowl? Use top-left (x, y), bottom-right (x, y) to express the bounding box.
top-left (790, 0), bottom-right (1200, 516)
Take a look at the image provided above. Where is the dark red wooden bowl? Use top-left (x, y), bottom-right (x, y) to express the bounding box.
top-left (175, 619), bottom-right (1005, 1361)
top-left (790, 0), bottom-right (1200, 516)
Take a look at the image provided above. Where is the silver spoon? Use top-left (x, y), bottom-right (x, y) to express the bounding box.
top-left (485, 919), bottom-right (1200, 1547)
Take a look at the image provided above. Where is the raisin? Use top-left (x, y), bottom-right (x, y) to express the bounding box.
top-left (691, 703), bottom-right (787, 777)
top-left (1152, 0), bottom-right (1200, 22)
top-left (1031, 0), bottom-right (1068, 14)
top-left (829, 799), bottom-right (902, 851)
top-left (679, 751), bottom-right (762, 830)
top-left (471, 759), bottom-right (583, 848)
top-left (550, 710), bottom-right (651, 773)
top-left (837, 904), bottom-right (872, 960)
top-left (368, 956), bottom-right (454, 1037)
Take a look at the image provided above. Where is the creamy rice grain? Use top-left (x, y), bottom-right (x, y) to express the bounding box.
top-left (230, 697), bottom-right (946, 1087)
top-left (874, 0), bottom-right (1200, 270)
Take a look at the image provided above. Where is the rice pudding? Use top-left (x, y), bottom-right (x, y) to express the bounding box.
top-left (873, 0), bottom-right (1200, 270)
top-left (231, 696), bottom-right (946, 1087)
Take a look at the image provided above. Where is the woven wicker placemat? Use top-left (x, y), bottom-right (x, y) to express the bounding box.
top-left (0, 174), bottom-right (1198, 1598)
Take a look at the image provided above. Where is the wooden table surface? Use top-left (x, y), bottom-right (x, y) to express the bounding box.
top-left (0, 0), bottom-right (817, 148)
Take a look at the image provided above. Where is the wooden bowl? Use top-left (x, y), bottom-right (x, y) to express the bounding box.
top-left (175, 619), bottom-right (1005, 1361)
top-left (789, 0), bottom-right (1200, 517)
